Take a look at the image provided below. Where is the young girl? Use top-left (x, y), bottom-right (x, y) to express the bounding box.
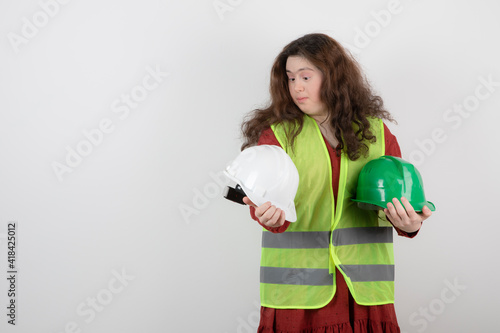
top-left (240, 33), bottom-right (433, 333)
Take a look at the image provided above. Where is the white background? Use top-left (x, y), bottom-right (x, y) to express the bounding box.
top-left (1, 0), bottom-right (499, 332)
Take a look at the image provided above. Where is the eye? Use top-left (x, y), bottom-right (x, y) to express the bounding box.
top-left (303, 76), bottom-right (311, 81)
top-left (288, 77), bottom-right (295, 82)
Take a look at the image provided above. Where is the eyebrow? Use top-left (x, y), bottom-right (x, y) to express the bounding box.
top-left (286, 67), bottom-right (315, 74)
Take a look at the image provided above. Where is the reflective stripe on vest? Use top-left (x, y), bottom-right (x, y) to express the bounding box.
top-left (261, 267), bottom-right (333, 285)
top-left (261, 115), bottom-right (394, 309)
top-left (262, 227), bottom-right (393, 249)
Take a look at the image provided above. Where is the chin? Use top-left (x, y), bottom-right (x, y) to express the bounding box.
top-left (297, 106), bottom-right (311, 114)
top-left (300, 110), bottom-right (319, 117)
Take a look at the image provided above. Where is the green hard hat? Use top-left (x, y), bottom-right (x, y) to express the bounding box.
top-left (352, 155), bottom-right (435, 212)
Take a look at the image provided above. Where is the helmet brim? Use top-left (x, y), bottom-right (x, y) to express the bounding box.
top-left (352, 198), bottom-right (436, 212)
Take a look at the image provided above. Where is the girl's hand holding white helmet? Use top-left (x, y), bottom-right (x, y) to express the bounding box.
top-left (242, 197), bottom-right (287, 228)
top-left (224, 145), bottom-right (299, 227)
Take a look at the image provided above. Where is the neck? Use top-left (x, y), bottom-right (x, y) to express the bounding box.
top-left (313, 116), bottom-right (332, 133)
top-left (311, 113), bottom-right (328, 124)
top-left (313, 117), bottom-right (338, 148)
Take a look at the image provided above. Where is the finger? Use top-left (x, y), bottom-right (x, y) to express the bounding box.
top-left (266, 207), bottom-right (283, 227)
top-left (255, 201), bottom-right (272, 219)
top-left (242, 196), bottom-right (256, 207)
top-left (385, 201), bottom-right (399, 222)
top-left (261, 205), bottom-right (278, 223)
top-left (384, 207), bottom-right (393, 221)
top-left (277, 210), bottom-right (286, 226)
top-left (268, 212), bottom-right (286, 228)
top-left (392, 197), bottom-right (408, 220)
top-left (401, 197), bottom-right (419, 220)
top-left (270, 208), bottom-right (286, 227)
top-left (419, 205), bottom-right (433, 220)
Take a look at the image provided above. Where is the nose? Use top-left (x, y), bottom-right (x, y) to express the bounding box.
top-left (294, 81), bottom-right (304, 92)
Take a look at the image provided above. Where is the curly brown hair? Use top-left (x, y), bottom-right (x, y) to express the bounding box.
top-left (241, 33), bottom-right (395, 160)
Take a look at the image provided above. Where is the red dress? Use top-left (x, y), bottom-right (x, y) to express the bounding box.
top-left (249, 124), bottom-right (419, 333)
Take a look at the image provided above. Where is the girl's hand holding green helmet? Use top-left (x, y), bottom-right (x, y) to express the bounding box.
top-left (384, 196), bottom-right (433, 233)
top-left (352, 155), bottom-right (435, 233)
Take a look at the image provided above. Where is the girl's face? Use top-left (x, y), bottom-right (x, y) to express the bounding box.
top-left (286, 56), bottom-right (327, 121)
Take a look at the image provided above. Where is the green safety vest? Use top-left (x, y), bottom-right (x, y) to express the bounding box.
top-left (262, 115), bottom-right (394, 309)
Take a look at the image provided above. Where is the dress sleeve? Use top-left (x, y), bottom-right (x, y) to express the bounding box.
top-left (247, 128), bottom-right (291, 233)
top-left (383, 123), bottom-right (420, 239)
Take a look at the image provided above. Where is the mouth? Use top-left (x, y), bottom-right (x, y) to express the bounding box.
top-left (296, 97), bottom-right (308, 103)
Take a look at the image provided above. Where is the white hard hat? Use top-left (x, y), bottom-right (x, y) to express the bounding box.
top-left (224, 145), bottom-right (299, 222)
